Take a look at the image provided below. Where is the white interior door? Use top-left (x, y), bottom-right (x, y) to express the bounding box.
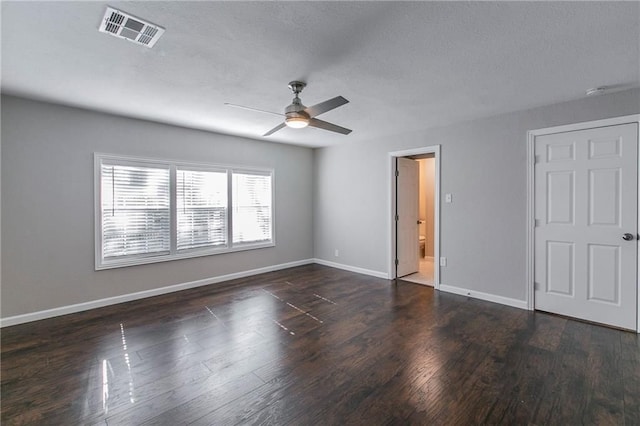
top-left (397, 158), bottom-right (419, 277)
top-left (534, 123), bottom-right (638, 330)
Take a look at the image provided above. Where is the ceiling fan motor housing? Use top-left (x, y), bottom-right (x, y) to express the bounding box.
top-left (284, 92), bottom-right (309, 128)
top-left (284, 100), bottom-right (309, 127)
top-left (285, 99), bottom-right (309, 118)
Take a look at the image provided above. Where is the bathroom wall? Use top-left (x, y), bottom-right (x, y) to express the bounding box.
top-left (418, 160), bottom-right (428, 244)
top-left (423, 158), bottom-right (435, 257)
top-left (418, 158), bottom-right (435, 258)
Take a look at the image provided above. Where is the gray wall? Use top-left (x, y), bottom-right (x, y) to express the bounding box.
top-left (2, 89), bottom-right (639, 318)
top-left (314, 88), bottom-right (640, 302)
top-left (1, 95), bottom-right (314, 317)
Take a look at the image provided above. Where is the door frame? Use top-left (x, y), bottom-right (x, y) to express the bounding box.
top-left (388, 145), bottom-right (441, 288)
top-left (525, 114), bottom-right (640, 332)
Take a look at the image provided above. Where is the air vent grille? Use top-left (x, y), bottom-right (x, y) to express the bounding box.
top-left (98, 7), bottom-right (165, 48)
top-left (105, 11), bottom-right (125, 34)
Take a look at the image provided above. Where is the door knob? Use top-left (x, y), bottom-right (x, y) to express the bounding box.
top-left (622, 233), bottom-right (635, 241)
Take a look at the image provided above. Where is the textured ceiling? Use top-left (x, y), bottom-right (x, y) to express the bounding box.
top-left (2, 1), bottom-right (638, 148)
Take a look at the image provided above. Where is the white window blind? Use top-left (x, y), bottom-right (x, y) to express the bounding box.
top-left (96, 154), bottom-right (274, 270)
top-left (177, 169), bottom-right (228, 250)
top-left (101, 163), bottom-right (170, 259)
top-left (232, 172), bottom-right (273, 244)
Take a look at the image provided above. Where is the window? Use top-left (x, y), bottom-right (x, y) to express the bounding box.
top-left (100, 162), bottom-right (170, 260)
top-left (233, 172), bottom-right (272, 244)
top-left (177, 169), bottom-right (227, 250)
top-left (95, 154), bottom-right (274, 269)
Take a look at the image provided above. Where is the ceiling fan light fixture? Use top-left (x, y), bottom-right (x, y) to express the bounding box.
top-left (285, 116), bottom-right (309, 128)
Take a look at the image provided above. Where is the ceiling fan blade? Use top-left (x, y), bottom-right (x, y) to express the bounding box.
top-left (308, 118), bottom-right (352, 135)
top-left (304, 96), bottom-right (349, 118)
top-left (224, 103), bottom-right (283, 117)
top-left (263, 122), bottom-right (287, 136)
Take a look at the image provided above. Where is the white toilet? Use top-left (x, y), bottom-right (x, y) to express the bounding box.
top-left (419, 235), bottom-right (426, 257)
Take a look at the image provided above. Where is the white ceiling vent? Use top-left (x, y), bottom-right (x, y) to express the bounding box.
top-left (98, 7), bottom-right (165, 48)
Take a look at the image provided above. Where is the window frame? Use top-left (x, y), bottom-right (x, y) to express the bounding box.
top-left (94, 153), bottom-right (275, 270)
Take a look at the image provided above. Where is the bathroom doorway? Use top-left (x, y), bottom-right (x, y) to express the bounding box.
top-left (403, 155), bottom-right (435, 285)
top-left (388, 146), bottom-right (440, 288)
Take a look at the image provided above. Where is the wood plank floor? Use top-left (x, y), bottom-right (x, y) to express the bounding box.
top-left (2, 264), bottom-right (639, 425)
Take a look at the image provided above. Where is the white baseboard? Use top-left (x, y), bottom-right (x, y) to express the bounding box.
top-left (0, 259), bottom-right (314, 328)
top-left (4, 260), bottom-right (528, 327)
top-left (439, 284), bottom-right (528, 310)
top-left (313, 258), bottom-right (389, 279)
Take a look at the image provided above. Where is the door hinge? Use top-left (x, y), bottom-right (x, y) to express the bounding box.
top-left (534, 282), bottom-right (540, 290)
top-left (534, 155), bottom-right (541, 164)
top-left (395, 215), bottom-right (399, 221)
top-left (534, 219), bottom-right (541, 227)
top-left (395, 259), bottom-right (399, 266)
top-left (395, 169), bottom-right (399, 177)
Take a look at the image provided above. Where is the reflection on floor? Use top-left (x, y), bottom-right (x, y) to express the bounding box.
top-left (401, 256), bottom-right (434, 286)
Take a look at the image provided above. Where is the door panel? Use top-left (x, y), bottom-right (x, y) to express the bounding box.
top-left (534, 123), bottom-right (638, 330)
top-left (397, 158), bottom-right (419, 277)
top-left (587, 244), bottom-right (619, 303)
top-left (546, 241), bottom-right (574, 296)
top-left (546, 171), bottom-right (575, 224)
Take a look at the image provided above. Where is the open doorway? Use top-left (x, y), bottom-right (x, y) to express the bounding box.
top-left (388, 146), bottom-right (440, 289)
top-left (403, 155), bottom-right (435, 285)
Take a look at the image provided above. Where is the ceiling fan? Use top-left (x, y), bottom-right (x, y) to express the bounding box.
top-left (225, 81), bottom-right (352, 137)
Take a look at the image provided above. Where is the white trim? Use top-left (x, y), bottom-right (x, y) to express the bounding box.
top-left (97, 242), bottom-right (277, 271)
top-left (528, 114), bottom-right (640, 137)
top-left (434, 150), bottom-right (441, 289)
top-left (313, 258), bottom-right (388, 279)
top-left (526, 129), bottom-right (535, 311)
top-left (94, 152), bottom-right (277, 174)
top-left (526, 114), bottom-right (640, 332)
top-left (439, 284), bottom-right (528, 310)
top-left (0, 259), bottom-right (314, 328)
top-left (388, 146), bottom-right (441, 289)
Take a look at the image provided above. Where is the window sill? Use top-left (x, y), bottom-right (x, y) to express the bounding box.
top-left (95, 241), bottom-right (275, 270)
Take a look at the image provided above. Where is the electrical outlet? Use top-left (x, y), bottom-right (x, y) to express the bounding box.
top-left (439, 257), bottom-right (447, 267)
top-left (334, 249), bottom-right (339, 257)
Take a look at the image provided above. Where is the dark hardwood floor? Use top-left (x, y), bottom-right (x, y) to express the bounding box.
top-left (1, 264), bottom-right (639, 425)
